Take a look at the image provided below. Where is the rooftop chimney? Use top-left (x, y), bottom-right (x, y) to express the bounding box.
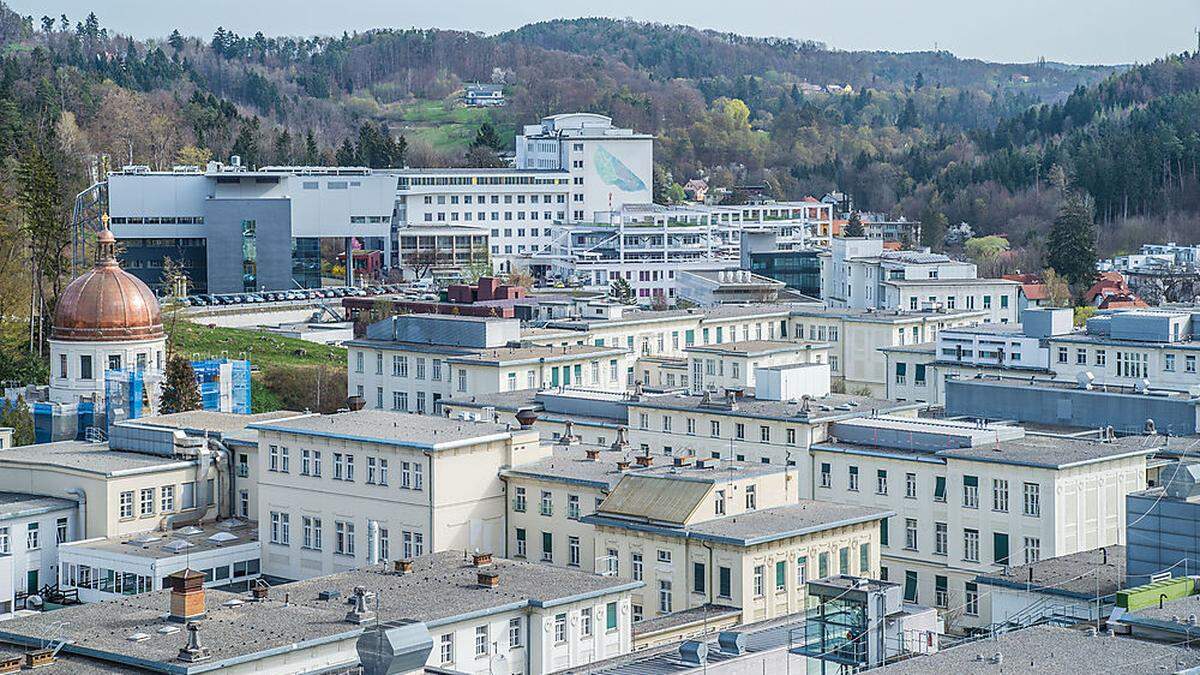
top-left (585, 448), bottom-right (601, 461)
top-left (394, 559), bottom-right (414, 575)
top-left (167, 569), bottom-right (207, 623)
top-left (478, 571), bottom-right (500, 588)
top-left (345, 586), bottom-right (376, 624)
top-left (472, 552), bottom-right (493, 567)
top-left (177, 623), bottom-right (210, 663)
top-left (635, 454), bottom-right (653, 467)
top-left (0, 654), bottom-right (20, 674)
top-left (616, 460), bottom-right (631, 471)
top-left (673, 455), bottom-right (694, 467)
top-left (23, 651), bottom-right (54, 670)
top-left (250, 578), bottom-right (269, 601)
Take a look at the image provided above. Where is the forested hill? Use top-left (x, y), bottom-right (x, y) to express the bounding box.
top-left (499, 18), bottom-right (1116, 99)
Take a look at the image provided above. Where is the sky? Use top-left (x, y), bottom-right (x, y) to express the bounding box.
top-left (10, 0), bottom-right (1198, 65)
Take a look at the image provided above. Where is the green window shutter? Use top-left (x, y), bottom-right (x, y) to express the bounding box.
top-left (994, 532), bottom-right (1010, 565)
top-left (775, 561), bottom-right (786, 590)
top-left (818, 552), bottom-right (829, 578)
top-left (964, 475), bottom-right (979, 488)
top-left (606, 602), bottom-right (617, 630)
top-left (880, 516), bottom-right (889, 546)
top-left (719, 566), bottom-right (731, 597)
top-left (934, 476), bottom-right (946, 500)
top-left (904, 570), bottom-right (918, 602)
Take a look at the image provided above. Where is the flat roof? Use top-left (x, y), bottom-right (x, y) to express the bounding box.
top-left (819, 433), bottom-right (1156, 470)
top-left (127, 411), bottom-right (304, 445)
top-left (62, 519), bottom-right (258, 561)
top-left (627, 391), bottom-right (921, 424)
top-left (789, 306), bottom-right (987, 324)
top-left (685, 340), bottom-right (827, 357)
top-left (975, 546), bottom-right (1125, 600)
top-left (0, 492), bottom-right (76, 520)
top-left (0, 441), bottom-right (198, 477)
top-left (885, 278), bottom-right (1020, 286)
top-left (503, 445), bottom-right (633, 490)
top-left (247, 410), bottom-right (520, 451)
top-left (586, 501), bottom-right (892, 547)
top-left (281, 550), bottom-right (641, 627)
top-left (876, 624), bottom-right (1200, 674)
top-left (447, 344), bottom-right (627, 366)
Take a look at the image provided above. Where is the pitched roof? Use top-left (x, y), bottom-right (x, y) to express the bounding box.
top-left (599, 475), bottom-right (711, 525)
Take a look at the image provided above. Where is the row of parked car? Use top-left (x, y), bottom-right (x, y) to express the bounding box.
top-left (181, 284), bottom-right (406, 306)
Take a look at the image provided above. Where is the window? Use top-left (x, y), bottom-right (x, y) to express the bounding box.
top-left (994, 532), bottom-right (1010, 565)
top-left (735, 423), bottom-right (745, 440)
top-left (280, 447), bottom-right (290, 473)
top-left (302, 517), bottom-right (323, 550)
top-left (606, 601), bottom-right (618, 631)
top-left (568, 494), bottom-right (580, 520)
top-left (1024, 537), bottom-right (1041, 564)
top-left (159, 484), bottom-right (175, 513)
top-left (877, 469), bottom-right (888, 495)
top-left (632, 553), bottom-right (644, 581)
top-left (541, 532), bottom-right (553, 562)
top-left (993, 479), bottom-right (1009, 512)
top-left (56, 517), bottom-right (68, 544)
top-left (1189, 355), bottom-right (1197, 374)
top-left (820, 463), bottom-right (831, 488)
top-left (963, 528), bottom-right (980, 562)
top-left (239, 490), bottom-right (249, 518)
top-left (270, 512), bottom-right (290, 545)
top-left (775, 560), bottom-right (786, 591)
top-left (904, 570), bottom-right (918, 602)
top-left (139, 488), bottom-right (155, 516)
top-left (923, 575), bottom-right (944, 609)
top-left (796, 556), bottom-right (808, 586)
top-left (0, 527), bottom-right (7, 554)
top-left (717, 566), bottom-right (732, 598)
top-left (710, 420), bottom-right (720, 437)
top-left (934, 476), bottom-right (946, 502)
top-left (439, 633), bottom-right (455, 665)
top-left (935, 522), bottom-right (947, 555)
top-left (554, 613), bottom-right (568, 644)
top-left (581, 607), bottom-right (593, 637)
top-left (26, 522), bottom-right (38, 550)
top-left (515, 528), bottom-right (526, 557)
top-left (693, 561), bottom-right (707, 594)
top-left (657, 549), bottom-right (672, 564)
top-left (119, 491), bottom-right (134, 519)
top-left (905, 472), bottom-right (917, 499)
top-left (1096, 349), bottom-right (1107, 366)
top-left (540, 490), bottom-right (553, 516)
top-left (1023, 482), bottom-right (1041, 517)
top-left (964, 582), bottom-right (979, 615)
top-left (568, 536), bottom-right (581, 566)
top-left (848, 466), bottom-right (859, 491)
top-left (759, 425), bottom-right (769, 442)
top-left (714, 489), bottom-right (725, 515)
top-left (513, 487), bottom-right (526, 512)
top-left (963, 475), bottom-right (978, 508)
top-left (1057, 346), bottom-right (1068, 363)
top-left (745, 485), bottom-right (757, 510)
top-left (880, 517), bottom-right (889, 546)
top-left (753, 565), bottom-right (765, 597)
top-left (859, 544), bottom-right (869, 574)
top-left (335, 521), bottom-right (355, 556)
top-left (905, 518), bottom-right (918, 550)
top-left (475, 625), bottom-right (489, 657)
top-left (509, 617), bottom-right (522, 648)
top-left (839, 546), bottom-right (850, 574)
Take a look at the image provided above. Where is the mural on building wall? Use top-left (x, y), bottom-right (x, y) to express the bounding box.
top-left (593, 146), bottom-right (647, 192)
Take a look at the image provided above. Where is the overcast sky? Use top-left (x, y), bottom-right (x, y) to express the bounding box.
top-left (10, 0), bottom-right (1197, 65)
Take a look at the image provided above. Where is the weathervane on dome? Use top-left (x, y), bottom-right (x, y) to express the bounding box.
top-left (96, 213), bottom-right (117, 264)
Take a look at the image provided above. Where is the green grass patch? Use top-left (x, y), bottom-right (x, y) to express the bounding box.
top-left (379, 98), bottom-right (514, 153)
top-left (169, 322), bottom-right (346, 369)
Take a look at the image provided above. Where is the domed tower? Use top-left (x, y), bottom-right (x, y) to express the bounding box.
top-left (48, 226), bottom-right (167, 405)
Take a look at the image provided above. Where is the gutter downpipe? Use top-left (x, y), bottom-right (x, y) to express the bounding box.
top-left (424, 451), bottom-right (435, 553)
top-left (65, 489), bottom-right (87, 539)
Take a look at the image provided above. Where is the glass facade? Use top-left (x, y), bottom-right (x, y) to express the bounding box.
top-left (241, 219), bottom-right (257, 291)
top-left (291, 237), bottom-right (321, 288)
top-left (748, 249), bottom-right (822, 297)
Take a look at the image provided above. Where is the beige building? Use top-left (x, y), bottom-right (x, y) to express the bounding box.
top-left (249, 409), bottom-right (542, 580)
top-left (808, 416), bottom-right (1152, 632)
top-left (685, 340), bottom-right (829, 392)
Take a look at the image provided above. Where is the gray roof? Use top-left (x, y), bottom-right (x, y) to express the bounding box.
top-left (876, 624), bottom-right (1200, 674)
top-left (503, 446), bottom-right (632, 490)
top-left (127, 411), bottom-right (304, 445)
top-left (281, 550), bottom-right (641, 627)
top-left (0, 645), bottom-right (137, 674)
top-left (448, 344), bottom-right (627, 366)
top-left (789, 306), bottom-right (987, 324)
top-left (627, 391), bottom-right (921, 424)
top-left (936, 434), bottom-right (1156, 469)
top-left (586, 500), bottom-right (891, 547)
top-left (885, 277), bottom-right (1020, 286)
top-left (248, 410), bottom-right (520, 451)
top-left (1126, 593), bottom-right (1200, 628)
top-left (0, 492), bottom-right (76, 520)
top-left (942, 322), bottom-right (1026, 336)
top-left (0, 441), bottom-right (198, 476)
top-left (64, 519), bottom-right (258, 561)
top-left (685, 340), bottom-right (826, 357)
top-left (975, 546), bottom-right (1125, 600)
top-left (0, 588), bottom-right (357, 674)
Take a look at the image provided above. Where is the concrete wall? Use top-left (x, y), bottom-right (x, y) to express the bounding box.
top-left (204, 199), bottom-right (293, 293)
top-left (1126, 492), bottom-right (1200, 586)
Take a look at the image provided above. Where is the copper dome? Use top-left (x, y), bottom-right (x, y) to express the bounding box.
top-left (51, 228), bottom-right (164, 342)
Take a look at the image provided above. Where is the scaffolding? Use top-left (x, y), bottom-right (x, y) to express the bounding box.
top-left (193, 359), bottom-right (252, 414)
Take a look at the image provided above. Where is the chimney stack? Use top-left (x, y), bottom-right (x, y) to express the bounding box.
top-left (635, 454), bottom-right (653, 467)
top-left (478, 571), bottom-right (500, 588)
top-left (0, 655), bottom-right (20, 674)
top-left (472, 552), bottom-right (493, 567)
top-left (345, 586), bottom-right (376, 624)
top-left (167, 569), bottom-right (207, 623)
top-left (585, 448), bottom-right (601, 461)
top-left (250, 578), bottom-right (269, 601)
top-left (394, 559), bottom-right (414, 574)
top-left (616, 460), bottom-right (631, 471)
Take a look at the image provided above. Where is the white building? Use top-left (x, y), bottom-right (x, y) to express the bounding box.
top-left (0, 493), bottom-right (78, 615)
top-left (821, 238), bottom-right (1019, 324)
top-left (516, 113), bottom-right (654, 221)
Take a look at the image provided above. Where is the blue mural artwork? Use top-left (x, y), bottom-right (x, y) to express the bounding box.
top-left (593, 146), bottom-right (646, 192)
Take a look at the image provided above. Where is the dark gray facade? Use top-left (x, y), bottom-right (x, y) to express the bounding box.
top-left (944, 378), bottom-right (1199, 436)
top-left (204, 199), bottom-right (293, 293)
top-left (118, 237), bottom-right (208, 293)
top-left (1126, 489), bottom-right (1200, 586)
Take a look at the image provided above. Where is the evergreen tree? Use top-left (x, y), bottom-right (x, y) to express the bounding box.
top-left (843, 211), bottom-right (865, 237)
top-left (274, 128), bottom-right (292, 164)
top-left (304, 130), bottom-right (319, 165)
top-left (471, 122), bottom-right (503, 151)
top-left (897, 98), bottom-right (920, 129)
top-left (168, 29), bottom-right (184, 53)
top-left (1047, 187), bottom-right (1098, 291)
top-left (609, 277), bottom-right (634, 304)
top-left (230, 119), bottom-right (260, 167)
top-left (335, 138), bottom-right (356, 166)
top-left (160, 354), bottom-right (201, 414)
top-left (2, 396), bottom-right (34, 447)
top-left (919, 206), bottom-right (948, 250)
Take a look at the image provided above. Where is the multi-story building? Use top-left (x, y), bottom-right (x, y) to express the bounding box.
top-left (821, 238), bottom-right (1019, 324)
top-left (0, 493), bottom-right (77, 615)
top-left (516, 113), bottom-right (654, 221)
top-left (0, 551), bottom-right (641, 675)
top-left (106, 163), bottom-right (396, 293)
top-left (684, 340), bottom-right (830, 392)
top-left (808, 415), bottom-right (1152, 632)
top-left (347, 314), bottom-right (634, 413)
top-left (249, 409), bottom-right (543, 580)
